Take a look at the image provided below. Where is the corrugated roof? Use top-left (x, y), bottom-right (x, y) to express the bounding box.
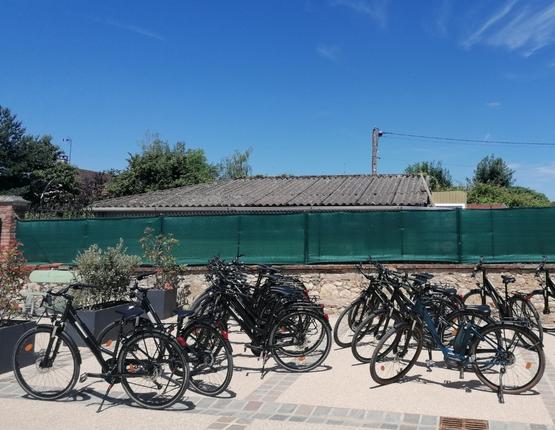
top-left (91, 174), bottom-right (431, 211)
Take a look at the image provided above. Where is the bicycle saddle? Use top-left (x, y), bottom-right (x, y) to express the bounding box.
top-left (465, 305), bottom-right (491, 316)
top-left (501, 275), bottom-right (516, 284)
top-left (116, 306), bottom-right (144, 319)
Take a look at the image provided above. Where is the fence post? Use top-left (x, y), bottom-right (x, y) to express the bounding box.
top-left (159, 215), bottom-right (165, 235)
top-left (456, 207), bottom-right (462, 263)
top-left (303, 212), bottom-right (309, 264)
top-left (236, 215), bottom-right (242, 259)
top-left (399, 209), bottom-right (405, 260)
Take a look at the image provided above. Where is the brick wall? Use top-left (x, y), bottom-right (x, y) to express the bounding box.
top-left (0, 197), bottom-right (30, 249)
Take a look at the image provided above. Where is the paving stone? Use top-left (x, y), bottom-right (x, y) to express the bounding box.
top-left (289, 416), bottom-right (307, 422)
top-left (331, 407), bottom-right (350, 417)
top-left (381, 424), bottom-right (399, 430)
top-left (366, 411), bottom-right (385, 422)
top-left (243, 401), bottom-right (262, 411)
top-left (277, 403), bottom-right (297, 414)
top-left (253, 413), bottom-right (271, 420)
top-left (207, 423), bottom-right (227, 430)
top-left (227, 425), bottom-right (247, 430)
top-left (270, 414), bottom-right (289, 421)
top-left (296, 404), bottom-right (315, 416)
top-left (419, 416), bottom-right (438, 426)
top-left (417, 426), bottom-right (436, 430)
top-left (326, 418), bottom-right (345, 425)
top-left (384, 412), bottom-right (403, 424)
top-left (307, 417), bottom-right (326, 424)
top-left (490, 421), bottom-right (508, 430)
top-left (313, 406), bottom-right (332, 416)
top-left (400, 425), bottom-right (417, 430)
top-left (403, 414), bottom-right (420, 424)
top-left (529, 425), bottom-right (548, 430)
top-left (217, 416), bottom-right (235, 423)
top-left (504, 424), bottom-right (528, 430)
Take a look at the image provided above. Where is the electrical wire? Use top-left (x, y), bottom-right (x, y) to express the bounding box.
top-left (382, 131), bottom-right (555, 147)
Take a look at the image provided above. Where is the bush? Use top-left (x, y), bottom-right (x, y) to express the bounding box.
top-left (75, 240), bottom-right (141, 307)
top-left (140, 227), bottom-right (184, 290)
top-left (468, 184), bottom-right (551, 208)
top-left (0, 245), bottom-right (27, 325)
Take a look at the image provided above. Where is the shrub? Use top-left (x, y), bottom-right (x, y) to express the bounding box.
top-left (0, 244), bottom-right (27, 324)
top-left (75, 240), bottom-right (140, 307)
top-left (468, 184), bottom-right (550, 208)
top-left (140, 227), bottom-right (185, 291)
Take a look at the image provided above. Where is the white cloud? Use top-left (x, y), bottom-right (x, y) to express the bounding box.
top-left (329, 0), bottom-right (389, 28)
top-left (462, 1), bottom-right (555, 56)
top-left (317, 44), bottom-right (341, 61)
top-left (485, 101), bottom-right (502, 108)
top-left (536, 162), bottom-right (555, 176)
top-left (105, 19), bottom-right (164, 41)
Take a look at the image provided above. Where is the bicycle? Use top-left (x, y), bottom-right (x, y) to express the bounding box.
top-left (369, 283), bottom-right (545, 403)
top-left (463, 258), bottom-right (543, 342)
top-left (527, 257), bottom-right (555, 332)
top-left (12, 283), bottom-right (189, 411)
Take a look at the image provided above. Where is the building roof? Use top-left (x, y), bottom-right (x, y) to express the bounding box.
top-left (432, 191), bottom-right (467, 205)
top-left (90, 174), bottom-right (432, 214)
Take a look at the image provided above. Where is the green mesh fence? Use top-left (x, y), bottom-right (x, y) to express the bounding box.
top-left (15, 207), bottom-right (555, 265)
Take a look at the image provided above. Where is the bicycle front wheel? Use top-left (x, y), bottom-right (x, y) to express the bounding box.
top-left (333, 298), bottom-right (365, 348)
top-left (369, 322), bottom-right (423, 385)
top-left (270, 309), bottom-right (331, 372)
top-left (180, 321), bottom-right (233, 396)
top-left (13, 326), bottom-right (80, 400)
top-left (118, 330), bottom-right (189, 409)
top-left (351, 309), bottom-right (398, 363)
top-left (471, 323), bottom-right (545, 394)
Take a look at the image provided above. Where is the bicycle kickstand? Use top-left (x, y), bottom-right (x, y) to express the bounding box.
top-left (97, 382), bottom-right (115, 413)
top-left (497, 367), bottom-right (506, 404)
top-left (425, 348), bottom-right (434, 372)
top-left (260, 351), bottom-right (270, 380)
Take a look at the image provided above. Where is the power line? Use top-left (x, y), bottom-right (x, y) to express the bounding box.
top-left (382, 131), bottom-right (555, 147)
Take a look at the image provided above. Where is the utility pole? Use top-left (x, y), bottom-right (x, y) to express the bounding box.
top-left (62, 137), bottom-right (72, 164)
top-left (371, 128), bottom-right (383, 175)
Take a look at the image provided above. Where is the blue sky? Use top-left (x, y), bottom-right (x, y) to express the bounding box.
top-left (2, 1), bottom-right (555, 197)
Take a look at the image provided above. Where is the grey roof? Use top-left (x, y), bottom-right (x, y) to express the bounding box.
top-left (91, 175), bottom-right (431, 213)
top-left (0, 195), bottom-right (30, 207)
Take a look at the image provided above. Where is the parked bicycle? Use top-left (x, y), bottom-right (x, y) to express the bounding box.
top-left (527, 257), bottom-right (555, 332)
top-left (463, 258), bottom-right (543, 342)
top-left (369, 281), bottom-right (545, 403)
top-left (12, 283), bottom-right (189, 410)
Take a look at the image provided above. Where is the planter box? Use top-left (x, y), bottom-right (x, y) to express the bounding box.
top-left (0, 320), bottom-right (36, 374)
top-left (148, 289), bottom-right (177, 320)
top-left (66, 302), bottom-right (132, 347)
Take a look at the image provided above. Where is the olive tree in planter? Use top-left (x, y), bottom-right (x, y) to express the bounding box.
top-left (67, 240), bottom-right (140, 346)
top-left (0, 245), bottom-right (36, 373)
top-left (139, 227), bottom-right (187, 319)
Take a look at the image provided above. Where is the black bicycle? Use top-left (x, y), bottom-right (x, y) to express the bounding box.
top-left (463, 258), bottom-right (543, 342)
top-left (527, 257), bottom-right (555, 332)
top-left (96, 273), bottom-right (234, 397)
top-left (12, 283), bottom-right (189, 410)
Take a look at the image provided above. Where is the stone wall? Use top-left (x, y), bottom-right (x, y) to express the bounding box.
top-left (175, 264), bottom-right (548, 313)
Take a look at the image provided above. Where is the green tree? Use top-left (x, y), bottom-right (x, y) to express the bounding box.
top-left (472, 155), bottom-right (514, 187)
top-left (218, 148), bottom-right (252, 179)
top-left (0, 105), bottom-right (79, 208)
top-left (404, 161), bottom-right (452, 191)
top-left (468, 183), bottom-right (550, 208)
top-left (106, 136), bottom-right (218, 197)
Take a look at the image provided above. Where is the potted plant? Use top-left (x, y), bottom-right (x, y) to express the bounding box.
top-left (67, 240), bottom-right (140, 346)
top-left (0, 244), bottom-right (36, 373)
top-left (139, 227), bottom-right (186, 318)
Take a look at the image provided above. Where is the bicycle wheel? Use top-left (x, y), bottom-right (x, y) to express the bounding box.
top-left (333, 298), bottom-right (365, 348)
top-left (179, 321), bottom-right (233, 396)
top-left (509, 296), bottom-right (543, 343)
top-left (13, 326), bottom-right (80, 400)
top-left (439, 309), bottom-right (494, 349)
top-left (529, 291), bottom-right (555, 332)
top-left (369, 322), bottom-right (423, 385)
top-left (471, 323), bottom-right (545, 394)
top-left (118, 330), bottom-right (189, 409)
top-left (351, 309), bottom-right (398, 363)
top-left (270, 309), bottom-right (331, 372)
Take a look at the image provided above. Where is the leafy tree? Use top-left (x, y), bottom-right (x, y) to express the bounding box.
top-left (218, 148), bottom-right (252, 179)
top-left (404, 161), bottom-right (452, 191)
top-left (472, 155), bottom-right (514, 187)
top-left (106, 136), bottom-right (218, 197)
top-left (0, 106), bottom-right (80, 208)
top-left (468, 183), bottom-right (550, 208)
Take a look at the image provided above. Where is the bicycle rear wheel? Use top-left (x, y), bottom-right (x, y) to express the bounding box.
top-left (12, 326), bottom-right (80, 400)
top-left (351, 309), bottom-right (398, 363)
top-left (509, 296), bottom-right (543, 342)
top-left (179, 321), bottom-right (233, 396)
top-left (270, 309), bottom-right (331, 372)
top-left (369, 322), bottom-right (423, 385)
top-left (471, 323), bottom-right (545, 394)
top-left (333, 298), bottom-right (365, 348)
top-left (118, 330), bottom-right (189, 409)
top-left (530, 291), bottom-right (555, 332)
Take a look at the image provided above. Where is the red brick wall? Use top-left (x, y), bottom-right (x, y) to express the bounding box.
top-left (0, 205), bottom-right (17, 249)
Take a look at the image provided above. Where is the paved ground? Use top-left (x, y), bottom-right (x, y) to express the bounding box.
top-left (0, 318), bottom-right (554, 430)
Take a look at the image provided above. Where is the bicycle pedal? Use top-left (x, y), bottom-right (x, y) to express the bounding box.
top-left (425, 359), bottom-right (434, 371)
top-left (79, 373), bottom-right (88, 383)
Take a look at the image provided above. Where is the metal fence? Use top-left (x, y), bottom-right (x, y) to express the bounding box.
top-left (16, 207), bottom-right (555, 265)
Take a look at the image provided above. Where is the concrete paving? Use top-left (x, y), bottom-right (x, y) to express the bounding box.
top-left (0, 318), bottom-right (554, 430)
